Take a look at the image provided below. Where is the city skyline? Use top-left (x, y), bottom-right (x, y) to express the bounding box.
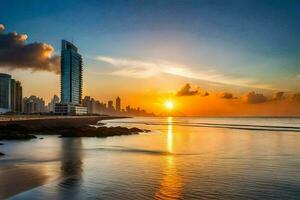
top-left (0, 0), bottom-right (300, 116)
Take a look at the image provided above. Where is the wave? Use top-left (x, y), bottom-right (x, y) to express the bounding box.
top-left (90, 146), bottom-right (200, 156)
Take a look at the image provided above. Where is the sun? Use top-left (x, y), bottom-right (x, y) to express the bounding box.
top-left (164, 100), bottom-right (174, 110)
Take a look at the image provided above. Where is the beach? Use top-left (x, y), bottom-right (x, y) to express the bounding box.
top-left (1, 117), bottom-right (300, 199)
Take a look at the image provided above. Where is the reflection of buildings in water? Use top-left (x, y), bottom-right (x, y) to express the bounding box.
top-left (155, 117), bottom-right (183, 199)
top-left (58, 138), bottom-right (83, 198)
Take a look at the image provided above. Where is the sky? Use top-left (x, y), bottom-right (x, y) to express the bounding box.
top-left (0, 0), bottom-right (300, 116)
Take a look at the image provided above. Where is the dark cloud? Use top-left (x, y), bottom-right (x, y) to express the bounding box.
top-left (292, 93), bottom-right (300, 102)
top-left (0, 24), bottom-right (60, 74)
top-left (202, 92), bottom-right (209, 97)
top-left (218, 92), bottom-right (234, 99)
top-left (243, 91), bottom-right (267, 104)
top-left (176, 83), bottom-right (199, 96)
top-left (272, 92), bottom-right (285, 100)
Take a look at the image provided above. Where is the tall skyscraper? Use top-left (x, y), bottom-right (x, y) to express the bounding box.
top-left (10, 79), bottom-right (22, 113)
top-left (15, 81), bottom-right (22, 113)
top-left (55, 40), bottom-right (87, 115)
top-left (0, 73), bottom-right (11, 113)
top-left (107, 100), bottom-right (114, 112)
top-left (61, 40), bottom-right (83, 104)
top-left (10, 79), bottom-right (16, 112)
top-left (116, 96), bottom-right (121, 112)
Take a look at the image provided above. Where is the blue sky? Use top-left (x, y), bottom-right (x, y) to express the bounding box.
top-left (1, 0), bottom-right (300, 102)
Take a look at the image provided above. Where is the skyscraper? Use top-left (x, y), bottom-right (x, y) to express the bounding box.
top-left (61, 40), bottom-right (83, 104)
top-left (55, 40), bottom-right (87, 115)
top-left (0, 73), bottom-right (11, 113)
top-left (107, 100), bottom-right (114, 112)
top-left (116, 96), bottom-right (121, 112)
top-left (15, 81), bottom-right (22, 113)
top-left (10, 79), bottom-right (22, 113)
top-left (10, 79), bottom-right (16, 112)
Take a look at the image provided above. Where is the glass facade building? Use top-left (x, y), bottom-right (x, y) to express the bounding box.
top-left (61, 40), bottom-right (83, 104)
top-left (0, 73), bottom-right (11, 112)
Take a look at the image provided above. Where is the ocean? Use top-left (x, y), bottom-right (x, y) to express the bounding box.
top-left (1, 117), bottom-right (300, 199)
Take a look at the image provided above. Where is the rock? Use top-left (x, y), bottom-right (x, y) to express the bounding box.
top-left (0, 132), bottom-right (37, 140)
top-left (0, 143), bottom-right (4, 145)
top-left (0, 124), bottom-right (37, 140)
top-left (0, 152), bottom-right (4, 156)
top-left (60, 126), bottom-right (146, 138)
top-left (39, 137), bottom-right (44, 139)
top-left (0, 123), bottom-right (150, 139)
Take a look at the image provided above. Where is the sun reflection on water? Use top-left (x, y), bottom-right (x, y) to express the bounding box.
top-left (167, 117), bottom-right (173, 153)
top-left (155, 117), bottom-right (184, 199)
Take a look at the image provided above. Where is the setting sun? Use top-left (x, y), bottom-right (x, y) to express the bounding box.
top-left (165, 100), bottom-right (174, 110)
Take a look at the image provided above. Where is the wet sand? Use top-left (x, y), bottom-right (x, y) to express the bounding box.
top-left (0, 161), bottom-right (60, 199)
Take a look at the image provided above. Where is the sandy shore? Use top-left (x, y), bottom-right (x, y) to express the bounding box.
top-left (0, 162), bottom-right (60, 199)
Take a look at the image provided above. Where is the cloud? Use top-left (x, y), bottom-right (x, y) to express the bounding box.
top-left (0, 24), bottom-right (59, 74)
top-left (96, 56), bottom-right (275, 90)
top-left (243, 91), bottom-right (267, 104)
top-left (292, 93), bottom-right (300, 102)
top-left (176, 83), bottom-right (199, 96)
top-left (202, 92), bottom-right (209, 97)
top-left (272, 91), bottom-right (285, 100)
top-left (218, 92), bottom-right (234, 99)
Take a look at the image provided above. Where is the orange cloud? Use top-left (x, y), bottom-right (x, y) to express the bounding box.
top-left (292, 93), bottom-right (300, 102)
top-left (272, 91), bottom-right (285, 100)
top-left (218, 92), bottom-right (234, 99)
top-left (242, 91), bottom-right (267, 104)
top-left (176, 83), bottom-right (199, 96)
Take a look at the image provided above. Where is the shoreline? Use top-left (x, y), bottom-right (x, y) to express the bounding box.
top-left (0, 115), bottom-right (148, 199)
top-left (0, 115), bottom-right (150, 141)
top-left (0, 115), bottom-right (129, 126)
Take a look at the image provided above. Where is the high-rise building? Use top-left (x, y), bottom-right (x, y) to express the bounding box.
top-left (10, 79), bottom-right (16, 112)
top-left (0, 73), bottom-right (11, 113)
top-left (116, 96), bottom-right (121, 112)
top-left (107, 100), bottom-right (114, 112)
top-left (10, 79), bottom-right (22, 113)
top-left (82, 96), bottom-right (96, 114)
top-left (48, 95), bottom-right (59, 113)
top-left (60, 40), bottom-right (83, 104)
top-left (56, 40), bottom-right (87, 115)
top-left (15, 81), bottom-right (22, 113)
top-left (23, 96), bottom-right (45, 114)
top-left (0, 73), bottom-right (22, 114)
